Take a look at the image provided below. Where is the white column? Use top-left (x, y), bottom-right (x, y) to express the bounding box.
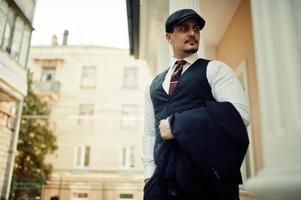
top-left (168, 0), bottom-right (206, 61)
top-left (154, 10), bottom-right (170, 74)
top-left (4, 100), bottom-right (23, 200)
top-left (247, 0), bottom-right (301, 199)
top-left (169, 0), bottom-right (200, 13)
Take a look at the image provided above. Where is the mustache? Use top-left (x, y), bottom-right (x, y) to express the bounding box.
top-left (185, 38), bottom-right (198, 43)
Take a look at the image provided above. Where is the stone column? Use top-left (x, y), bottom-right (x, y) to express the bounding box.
top-left (247, 0), bottom-right (301, 199)
top-left (168, 0), bottom-right (206, 60)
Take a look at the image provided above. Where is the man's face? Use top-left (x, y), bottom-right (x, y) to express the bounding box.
top-left (166, 18), bottom-right (201, 58)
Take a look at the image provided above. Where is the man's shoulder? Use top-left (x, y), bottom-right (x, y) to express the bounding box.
top-left (206, 60), bottom-right (237, 83)
top-left (191, 58), bottom-right (212, 69)
top-left (197, 58), bottom-right (211, 63)
top-left (194, 58), bottom-right (211, 63)
top-left (208, 60), bottom-right (235, 73)
top-left (207, 59), bottom-right (231, 69)
top-left (151, 69), bottom-right (169, 84)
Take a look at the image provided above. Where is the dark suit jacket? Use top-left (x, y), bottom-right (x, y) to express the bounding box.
top-left (158, 101), bottom-right (249, 194)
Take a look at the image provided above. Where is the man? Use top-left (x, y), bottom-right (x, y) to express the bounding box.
top-left (143, 9), bottom-right (250, 200)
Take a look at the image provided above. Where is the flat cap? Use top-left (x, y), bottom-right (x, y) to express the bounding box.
top-left (165, 9), bottom-right (205, 33)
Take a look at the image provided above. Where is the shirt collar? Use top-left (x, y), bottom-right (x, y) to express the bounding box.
top-left (171, 53), bottom-right (200, 69)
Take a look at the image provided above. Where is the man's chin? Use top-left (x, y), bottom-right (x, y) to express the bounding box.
top-left (184, 48), bottom-right (198, 54)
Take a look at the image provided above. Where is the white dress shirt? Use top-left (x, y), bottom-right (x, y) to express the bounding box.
top-left (143, 53), bottom-right (250, 179)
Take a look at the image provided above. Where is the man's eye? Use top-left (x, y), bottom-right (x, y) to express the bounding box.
top-left (179, 27), bottom-right (187, 31)
top-left (194, 26), bottom-right (200, 31)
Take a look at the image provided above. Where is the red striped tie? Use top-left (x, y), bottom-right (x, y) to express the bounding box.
top-left (168, 60), bottom-right (187, 96)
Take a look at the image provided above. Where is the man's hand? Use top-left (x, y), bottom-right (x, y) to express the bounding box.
top-left (159, 119), bottom-right (174, 140)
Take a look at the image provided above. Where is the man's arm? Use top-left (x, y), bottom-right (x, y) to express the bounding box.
top-left (207, 60), bottom-right (250, 126)
top-left (142, 85), bottom-right (156, 179)
top-left (160, 60), bottom-right (251, 140)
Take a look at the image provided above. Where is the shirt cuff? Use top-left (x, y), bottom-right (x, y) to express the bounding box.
top-left (144, 164), bottom-right (156, 179)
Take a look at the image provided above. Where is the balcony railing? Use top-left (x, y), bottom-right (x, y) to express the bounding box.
top-left (34, 81), bottom-right (60, 101)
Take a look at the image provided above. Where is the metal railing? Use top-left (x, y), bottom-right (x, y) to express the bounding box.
top-left (34, 81), bottom-right (60, 94)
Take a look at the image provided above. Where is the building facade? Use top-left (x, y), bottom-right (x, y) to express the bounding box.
top-left (126, 0), bottom-right (301, 199)
top-left (28, 43), bottom-right (152, 200)
top-left (0, 0), bottom-right (36, 199)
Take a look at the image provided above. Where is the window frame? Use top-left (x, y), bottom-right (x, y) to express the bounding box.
top-left (2, 6), bottom-right (16, 54)
top-left (118, 193), bottom-right (134, 200)
top-left (74, 145), bottom-right (91, 169)
top-left (121, 104), bottom-right (137, 127)
top-left (0, 2), bottom-right (32, 68)
top-left (122, 67), bottom-right (138, 89)
top-left (40, 66), bottom-right (56, 82)
top-left (0, 0), bottom-right (9, 46)
top-left (120, 146), bottom-right (135, 169)
top-left (80, 66), bottom-right (97, 88)
top-left (78, 104), bottom-right (94, 126)
top-left (10, 16), bottom-right (24, 61)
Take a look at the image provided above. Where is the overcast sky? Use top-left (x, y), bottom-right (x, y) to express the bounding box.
top-left (31, 0), bottom-right (129, 48)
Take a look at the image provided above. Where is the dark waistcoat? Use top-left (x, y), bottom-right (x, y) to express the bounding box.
top-left (150, 58), bottom-right (215, 166)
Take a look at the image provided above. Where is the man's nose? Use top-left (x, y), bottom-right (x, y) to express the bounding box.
top-left (188, 28), bottom-right (196, 36)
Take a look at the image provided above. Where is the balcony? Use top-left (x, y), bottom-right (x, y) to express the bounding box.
top-left (34, 81), bottom-right (60, 101)
top-left (0, 51), bottom-right (27, 99)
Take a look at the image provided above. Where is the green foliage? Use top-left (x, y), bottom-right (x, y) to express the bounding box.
top-left (13, 71), bottom-right (57, 182)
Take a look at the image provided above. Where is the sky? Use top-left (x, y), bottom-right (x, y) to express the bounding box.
top-left (31, 0), bottom-right (129, 48)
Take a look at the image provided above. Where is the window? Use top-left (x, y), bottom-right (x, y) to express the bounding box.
top-left (74, 146), bottom-right (90, 168)
top-left (41, 67), bottom-right (56, 82)
top-left (118, 194), bottom-right (133, 200)
top-left (123, 67), bottom-right (138, 88)
top-left (78, 104), bottom-right (94, 125)
top-left (2, 7), bottom-right (15, 53)
top-left (121, 146), bottom-right (135, 169)
top-left (0, 0), bottom-right (8, 45)
top-left (81, 66), bottom-right (96, 88)
top-left (18, 26), bottom-right (30, 66)
top-left (72, 192), bottom-right (88, 200)
top-left (0, 3), bottom-right (32, 67)
top-left (10, 17), bottom-right (24, 61)
top-left (121, 105), bottom-right (137, 126)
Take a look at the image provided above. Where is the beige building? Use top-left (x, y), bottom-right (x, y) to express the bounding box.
top-left (126, 0), bottom-right (301, 199)
top-left (28, 40), bottom-right (152, 200)
top-left (0, 0), bottom-right (36, 199)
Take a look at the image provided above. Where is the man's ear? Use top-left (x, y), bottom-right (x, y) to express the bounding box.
top-left (166, 33), bottom-right (172, 44)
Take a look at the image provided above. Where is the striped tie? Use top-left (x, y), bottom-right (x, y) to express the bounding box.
top-left (168, 60), bottom-right (187, 96)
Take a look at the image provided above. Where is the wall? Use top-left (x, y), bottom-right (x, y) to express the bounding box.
top-left (216, 0), bottom-right (262, 172)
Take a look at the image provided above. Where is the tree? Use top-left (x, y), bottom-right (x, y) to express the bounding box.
top-left (12, 71), bottom-right (57, 198)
